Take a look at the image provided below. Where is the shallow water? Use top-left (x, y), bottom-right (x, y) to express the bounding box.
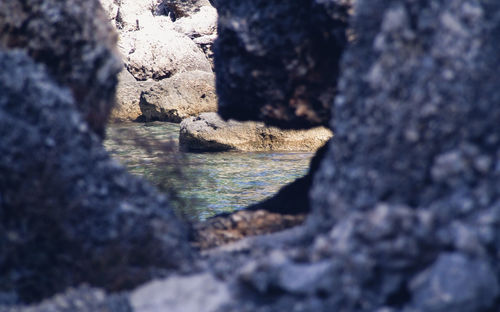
top-left (104, 122), bottom-right (314, 220)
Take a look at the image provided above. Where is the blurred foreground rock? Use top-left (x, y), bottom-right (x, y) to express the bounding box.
top-left (0, 51), bottom-right (193, 304)
top-left (0, 0), bottom-right (122, 137)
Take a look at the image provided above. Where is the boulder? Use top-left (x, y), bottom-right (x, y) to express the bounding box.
top-left (140, 71), bottom-right (217, 122)
top-left (179, 112), bottom-right (332, 152)
top-left (110, 69), bottom-right (155, 122)
top-left (0, 0), bottom-right (122, 138)
top-left (119, 23), bottom-right (212, 81)
top-left (0, 50), bottom-right (193, 304)
top-left (214, 0), bottom-right (351, 129)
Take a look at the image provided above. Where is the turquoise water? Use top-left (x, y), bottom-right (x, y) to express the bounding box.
top-left (104, 122), bottom-right (314, 220)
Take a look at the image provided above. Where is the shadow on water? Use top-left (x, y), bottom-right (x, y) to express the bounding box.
top-left (104, 122), bottom-right (314, 220)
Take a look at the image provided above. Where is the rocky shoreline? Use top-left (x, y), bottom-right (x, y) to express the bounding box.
top-left (2, 0), bottom-right (500, 311)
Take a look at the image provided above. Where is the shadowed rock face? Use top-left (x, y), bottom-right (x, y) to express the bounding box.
top-left (0, 51), bottom-right (193, 304)
top-left (214, 0), bottom-right (350, 129)
top-left (0, 0), bottom-right (122, 138)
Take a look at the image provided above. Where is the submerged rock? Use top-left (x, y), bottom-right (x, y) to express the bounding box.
top-left (214, 0), bottom-right (350, 129)
top-left (0, 51), bottom-right (193, 303)
top-left (179, 113), bottom-right (332, 152)
top-left (0, 0), bottom-right (122, 138)
top-left (140, 71), bottom-right (217, 122)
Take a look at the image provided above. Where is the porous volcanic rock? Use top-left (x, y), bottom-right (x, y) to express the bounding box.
top-left (0, 0), bottom-right (122, 137)
top-left (214, 0), bottom-right (350, 129)
top-left (179, 113), bottom-right (332, 152)
top-left (110, 69), bottom-right (155, 122)
top-left (0, 50), bottom-right (193, 304)
top-left (140, 71), bottom-right (217, 122)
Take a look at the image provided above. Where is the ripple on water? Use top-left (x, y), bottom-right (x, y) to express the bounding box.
top-left (104, 122), bottom-right (314, 220)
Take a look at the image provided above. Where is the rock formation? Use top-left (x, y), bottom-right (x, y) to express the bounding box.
top-left (0, 0), bottom-right (122, 138)
top-left (140, 71), bottom-right (217, 122)
top-left (214, 0), bottom-right (350, 129)
top-left (0, 50), bottom-right (193, 304)
top-left (179, 113), bottom-right (332, 152)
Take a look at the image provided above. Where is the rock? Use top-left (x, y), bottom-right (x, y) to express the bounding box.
top-left (179, 113), bottom-right (332, 152)
top-left (0, 0), bottom-right (122, 138)
top-left (0, 287), bottom-right (131, 312)
top-left (192, 210), bottom-right (305, 250)
top-left (110, 69), bottom-right (155, 122)
top-left (214, 0), bottom-right (350, 129)
top-left (173, 5), bottom-right (217, 39)
top-left (130, 273), bottom-right (230, 312)
top-left (409, 253), bottom-right (499, 312)
top-left (119, 23), bottom-right (212, 81)
top-left (0, 50), bottom-right (193, 303)
top-left (140, 71), bottom-right (217, 122)
top-left (159, 0), bottom-right (212, 20)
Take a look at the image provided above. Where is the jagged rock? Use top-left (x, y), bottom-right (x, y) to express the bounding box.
top-left (140, 71), bottom-right (217, 122)
top-left (214, 0), bottom-right (350, 129)
top-left (160, 0), bottom-right (212, 20)
top-left (0, 0), bottom-right (122, 138)
top-left (111, 69), bottom-right (155, 122)
top-left (179, 113), bottom-right (332, 152)
top-left (119, 23), bottom-right (212, 81)
top-left (0, 51), bottom-right (193, 303)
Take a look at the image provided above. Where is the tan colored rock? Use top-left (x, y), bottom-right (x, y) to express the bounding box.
top-left (110, 69), bottom-right (155, 122)
top-left (140, 71), bottom-right (217, 122)
top-left (180, 113), bottom-right (333, 152)
top-left (119, 23), bottom-right (212, 81)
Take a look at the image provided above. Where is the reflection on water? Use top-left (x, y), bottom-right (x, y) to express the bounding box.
top-left (104, 122), bottom-right (314, 220)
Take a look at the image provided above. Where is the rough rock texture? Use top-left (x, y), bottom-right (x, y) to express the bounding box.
top-left (0, 0), bottom-right (122, 138)
top-left (111, 69), bottom-right (155, 122)
top-left (192, 210), bottom-right (305, 250)
top-left (214, 0), bottom-right (350, 129)
top-left (0, 51), bottom-right (193, 303)
top-left (119, 23), bottom-right (212, 81)
top-left (160, 0), bottom-right (212, 20)
top-left (173, 5), bottom-right (217, 39)
top-left (180, 113), bottom-right (333, 152)
top-left (140, 71), bottom-right (217, 122)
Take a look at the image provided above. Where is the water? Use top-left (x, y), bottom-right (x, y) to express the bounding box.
top-left (104, 122), bottom-right (314, 220)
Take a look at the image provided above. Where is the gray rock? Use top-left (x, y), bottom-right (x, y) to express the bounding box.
top-left (179, 113), bottom-right (332, 152)
top-left (214, 0), bottom-right (350, 129)
top-left (119, 23), bottom-right (212, 81)
top-left (111, 69), bottom-right (155, 122)
top-left (140, 71), bottom-right (217, 122)
top-left (130, 273), bottom-right (230, 312)
top-left (409, 253), bottom-right (499, 312)
top-left (0, 50), bottom-right (193, 303)
top-left (0, 0), bottom-right (122, 137)
top-left (159, 0), bottom-right (212, 20)
top-left (173, 5), bottom-right (217, 39)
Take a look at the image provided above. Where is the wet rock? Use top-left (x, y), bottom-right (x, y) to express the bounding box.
top-left (119, 22), bottom-right (212, 81)
top-left (0, 51), bottom-right (193, 303)
top-left (214, 0), bottom-right (350, 129)
top-left (140, 71), bottom-right (217, 122)
top-left (111, 69), bottom-right (155, 122)
top-left (0, 0), bottom-right (122, 138)
top-left (192, 210), bottom-right (305, 250)
top-left (179, 113), bottom-right (332, 152)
